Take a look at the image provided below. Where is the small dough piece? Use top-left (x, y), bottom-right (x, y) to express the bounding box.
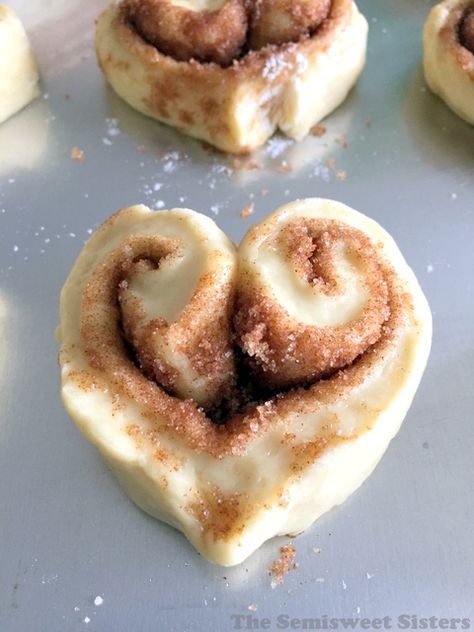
top-left (423, 0), bottom-right (474, 125)
top-left (58, 200), bottom-right (431, 566)
top-left (0, 4), bottom-right (40, 125)
top-left (95, 0), bottom-right (368, 153)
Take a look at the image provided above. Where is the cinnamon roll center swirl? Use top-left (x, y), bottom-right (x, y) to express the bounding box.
top-left (123, 0), bottom-right (248, 65)
top-left (234, 219), bottom-right (391, 390)
top-left (459, 6), bottom-right (474, 54)
top-left (81, 233), bottom-right (236, 412)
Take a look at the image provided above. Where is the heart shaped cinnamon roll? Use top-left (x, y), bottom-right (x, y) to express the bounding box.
top-left (95, 0), bottom-right (368, 153)
top-left (424, 0), bottom-right (474, 125)
top-left (58, 199), bottom-right (431, 566)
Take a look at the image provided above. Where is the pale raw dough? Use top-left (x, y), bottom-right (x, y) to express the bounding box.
top-left (58, 200), bottom-right (431, 566)
top-left (95, 0), bottom-right (368, 153)
top-left (423, 0), bottom-right (474, 125)
top-left (0, 4), bottom-right (40, 125)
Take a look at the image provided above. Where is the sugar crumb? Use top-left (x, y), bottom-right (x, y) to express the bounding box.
top-left (276, 161), bottom-right (293, 174)
top-left (269, 544), bottom-right (297, 588)
top-left (240, 203), bottom-right (255, 219)
top-left (70, 147), bottom-right (84, 162)
top-left (311, 125), bottom-right (327, 137)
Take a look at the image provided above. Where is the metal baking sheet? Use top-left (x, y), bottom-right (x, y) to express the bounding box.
top-left (1, 1), bottom-right (473, 630)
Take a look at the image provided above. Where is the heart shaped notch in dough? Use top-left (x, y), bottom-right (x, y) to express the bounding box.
top-left (58, 199), bottom-right (431, 566)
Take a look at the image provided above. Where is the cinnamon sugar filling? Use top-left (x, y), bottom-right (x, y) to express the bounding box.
top-left (459, 6), bottom-right (474, 53)
top-left (121, 0), bottom-right (333, 66)
top-left (124, 0), bottom-right (248, 65)
top-left (75, 219), bottom-right (409, 458)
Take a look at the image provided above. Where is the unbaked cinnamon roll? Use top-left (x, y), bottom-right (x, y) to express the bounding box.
top-left (0, 4), bottom-right (40, 125)
top-left (423, 0), bottom-right (474, 125)
top-left (58, 199), bottom-right (431, 566)
top-left (95, 0), bottom-right (368, 153)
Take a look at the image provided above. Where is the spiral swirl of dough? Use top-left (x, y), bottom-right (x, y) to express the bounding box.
top-left (77, 206), bottom-right (237, 410)
top-left (235, 206), bottom-right (391, 389)
top-left (122, 0), bottom-right (332, 64)
top-left (124, 0), bottom-right (248, 65)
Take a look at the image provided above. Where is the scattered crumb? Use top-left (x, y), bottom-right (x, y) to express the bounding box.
top-left (366, 572), bottom-right (375, 579)
top-left (311, 125), bottom-right (327, 137)
top-left (426, 264), bottom-right (434, 273)
top-left (137, 145), bottom-right (147, 154)
top-left (327, 158), bottom-right (336, 170)
top-left (84, 617), bottom-right (90, 624)
top-left (312, 547), bottom-right (321, 554)
top-left (336, 136), bottom-right (349, 148)
top-left (240, 203), bottom-right (255, 219)
top-left (276, 161), bottom-right (293, 174)
top-left (232, 158), bottom-right (260, 171)
top-left (64, 93), bottom-right (70, 100)
top-left (316, 577), bottom-right (325, 583)
top-left (248, 603), bottom-right (258, 612)
top-left (366, 119), bottom-right (372, 128)
top-left (336, 169), bottom-right (347, 181)
top-left (269, 544), bottom-right (298, 588)
top-left (342, 579), bottom-right (347, 590)
top-left (94, 596), bottom-right (103, 606)
top-left (70, 147), bottom-right (84, 162)
top-left (261, 188), bottom-right (269, 197)
top-left (451, 192), bottom-right (457, 200)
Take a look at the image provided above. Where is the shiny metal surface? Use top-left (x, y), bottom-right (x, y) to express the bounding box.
top-left (0, 1), bottom-right (473, 630)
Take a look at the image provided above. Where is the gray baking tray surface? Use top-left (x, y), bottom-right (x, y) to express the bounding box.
top-left (0, 1), bottom-right (473, 630)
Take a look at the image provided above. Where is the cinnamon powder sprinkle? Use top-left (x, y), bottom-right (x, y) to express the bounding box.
top-left (240, 203), bottom-right (255, 219)
top-left (70, 146), bottom-right (84, 161)
top-left (269, 544), bottom-right (298, 587)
